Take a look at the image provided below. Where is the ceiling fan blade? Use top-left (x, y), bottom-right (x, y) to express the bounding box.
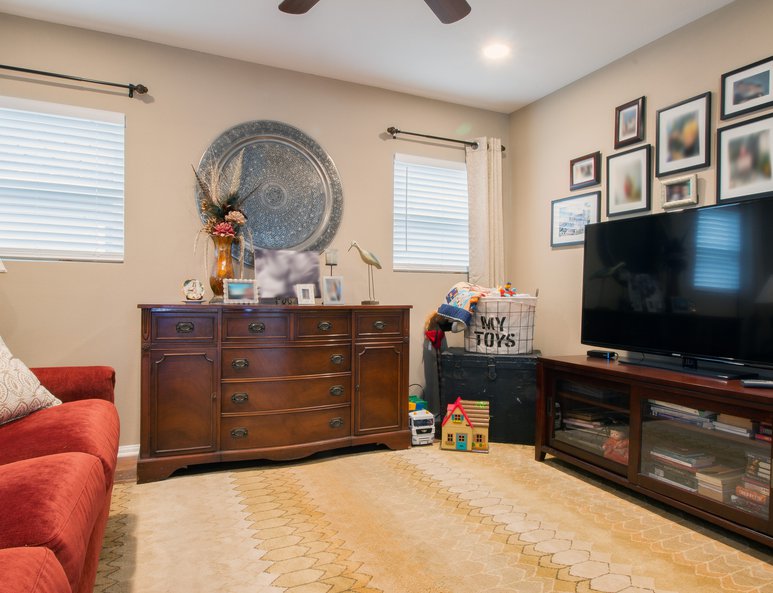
top-left (423, 0), bottom-right (471, 24)
top-left (278, 0), bottom-right (321, 15)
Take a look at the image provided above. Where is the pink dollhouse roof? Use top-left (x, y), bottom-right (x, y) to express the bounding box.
top-left (441, 397), bottom-right (474, 428)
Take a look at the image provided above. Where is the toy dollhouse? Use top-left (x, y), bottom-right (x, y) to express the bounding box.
top-left (441, 397), bottom-right (490, 453)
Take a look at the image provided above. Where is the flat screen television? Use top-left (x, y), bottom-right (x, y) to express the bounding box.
top-left (581, 197), bottom-right (773, 374)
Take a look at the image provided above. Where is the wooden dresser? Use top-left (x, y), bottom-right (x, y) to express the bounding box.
top-left (138, 303), bottom-right (411, 482)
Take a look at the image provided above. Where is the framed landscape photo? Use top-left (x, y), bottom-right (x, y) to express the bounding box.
top-left (550, 191), bottom-right (600, 247)
top-left (717, 113), bottom-right (773, 203)
top-left (721, 56), bottom-right (773, 120)
top-left (614, 96), bottom-right (645, 149)
top-left (569, 151), bottom-right (601, 190)
top-left (223, 279), bottom-right (259, 304)
top-left (656, 92), bottom-right (711, 177)
top-left (661, 174), bottom-right (698, 210)
top-left (607, 145), bottom-right (652, 216)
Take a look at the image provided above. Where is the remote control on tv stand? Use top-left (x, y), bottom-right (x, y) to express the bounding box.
top-left (740, 379), bottom-right (773, 388)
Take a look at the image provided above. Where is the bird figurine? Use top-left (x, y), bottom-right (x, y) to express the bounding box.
top-left (348, 240), bottom-right (382, 304)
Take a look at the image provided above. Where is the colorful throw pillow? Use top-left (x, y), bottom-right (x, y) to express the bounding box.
top-left (0, 337), bottom-right (61, 425)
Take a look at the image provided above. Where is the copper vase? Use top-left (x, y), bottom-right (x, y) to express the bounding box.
top-left (209, 234), bottom-right (234, 297)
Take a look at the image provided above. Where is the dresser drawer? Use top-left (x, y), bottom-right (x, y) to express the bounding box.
top-left (222, 344), bottom-right (351, 379)
top-left (220, 407), bottom-right (351, 450)
top-left (223, 312), bottom-right (289, 341)
top-left (153, 313), bottom-right (217, 342)
top-left (296, 312), bottom-right (351, 339)
top-left (355, 312), bottom-right (405, 339)
top-left (221, 376), bottom-right (351, 413)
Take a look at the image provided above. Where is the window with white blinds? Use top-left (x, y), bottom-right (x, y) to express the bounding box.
top-left (694, 207), bottom-right (741, 291)
top-left (0, 96), bottom-right (125, 262)
top-left (392, 153), bottom-right (468, 273)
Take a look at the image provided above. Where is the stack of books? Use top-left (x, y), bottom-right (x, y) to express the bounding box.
top-left (556, 408), bottom-right (618, 455)
top-left (713, 414), bottom-right (753, 438)
top-left (755, 421), bottom-right (772, 443)
top-left (695, 464), bottom-right (745, 502)
top-left (648, 400), bottom-right (716, 428)
top-left (729, 450), bottom-right (770, 518)
top-left (645, 444), bottom-right (717, 492)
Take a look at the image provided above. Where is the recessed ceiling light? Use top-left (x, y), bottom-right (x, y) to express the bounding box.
top-left (482, 43), bottom-right (511, 61)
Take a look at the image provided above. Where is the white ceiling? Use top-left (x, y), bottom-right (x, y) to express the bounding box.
top-left (0, 0), bottom-right (734, 113)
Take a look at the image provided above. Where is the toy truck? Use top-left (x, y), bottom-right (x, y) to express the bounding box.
top-left (409, 409), bottom-right (436, 445)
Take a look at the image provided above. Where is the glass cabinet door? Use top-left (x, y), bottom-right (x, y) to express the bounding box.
top-left (551, 377), bottom-right (630, 474)
top-left (640, 397), bottom-right (771, 521)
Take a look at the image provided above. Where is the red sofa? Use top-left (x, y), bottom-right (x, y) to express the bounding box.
top-left (0, 366), bottom-right (120, 593)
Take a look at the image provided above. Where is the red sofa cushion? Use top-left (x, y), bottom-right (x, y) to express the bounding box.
top-left (0, 547), bottom-right (71, 593)
top-left (0, 453), bottom-right (106, 592)
top-left (31, 367), bottom-right (115, 404)
top-left (0, 400), bottom-right (119, 487)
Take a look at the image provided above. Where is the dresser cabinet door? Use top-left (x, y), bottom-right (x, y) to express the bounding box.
top-left (149, 349), bottom-right (218, 455)
top-left (355, 342), bottom-right (405, 434)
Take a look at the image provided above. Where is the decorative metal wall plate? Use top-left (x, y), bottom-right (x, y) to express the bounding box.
top-left (196, 120), bottom-right (343, 265)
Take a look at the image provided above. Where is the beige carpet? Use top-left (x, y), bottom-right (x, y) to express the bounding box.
top-left (95, 444), bottom-right (773, 593)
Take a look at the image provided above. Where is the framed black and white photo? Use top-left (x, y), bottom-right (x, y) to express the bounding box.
top-left (661, 174), bottom-right (698, 210)
top-left (615, 96), bottom-right (645, 149)
top-left (607, 145), bottom-right (652, 216)
top-left (721, 56), bottom-right (773, 120)
top-left (569, 151), bottom-right (601, 190)
top-left (717, 113), bottom-right (773, 203)
top-left (550, 191), bottom-right (600, 247)
top-left (656, 92), bottom-right (711, 177)
top-left (223, 279), bottom-right (259, 304)
top-left (322, 276), bottom-right (344, 304)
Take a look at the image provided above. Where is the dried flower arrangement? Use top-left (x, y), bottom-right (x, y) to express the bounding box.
top-left (193, 150), bottom-right (258, 276)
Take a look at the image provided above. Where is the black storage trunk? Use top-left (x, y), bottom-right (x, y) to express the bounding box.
top-left (440, 347), bottom-right (539, 444)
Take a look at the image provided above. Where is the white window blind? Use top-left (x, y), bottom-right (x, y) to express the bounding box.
top-left (0, 96), bottom-right (125, 262)
top-left (392, 153), bottom-right (468, 273)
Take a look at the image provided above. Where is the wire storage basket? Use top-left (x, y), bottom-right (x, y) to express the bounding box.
top-left (464, 296), bottom-right (537, 355)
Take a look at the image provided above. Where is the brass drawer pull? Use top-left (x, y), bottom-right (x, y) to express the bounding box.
top-left (175, 321), bottom-right (194, 333)
top-left (329, 385), bottom-right (344, 396)
top-left (373, 320), bottom-right (387, 330)
top-left (231, 392), bottom-right (249, 404)
top-left (248, 322), bottom-right (265, 334)
top-left (329, 417), bottom-right (344, 429)
top-left (231, 358), bottom-right (250, 369)
top-left (230, 427), bottom-right (248, 439)
top-left (330, 354), bottom-right (344, 365)
top-left (317, 321), bottom-right (332, 331)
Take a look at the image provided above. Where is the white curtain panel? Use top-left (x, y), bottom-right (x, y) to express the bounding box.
top-left (466, 137), bottom-right (504, 287)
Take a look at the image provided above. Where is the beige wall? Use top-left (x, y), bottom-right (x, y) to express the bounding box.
top-left (0, 14), bottom-right (509, 446)
top-left (508, 0), bottom-right (772, 358)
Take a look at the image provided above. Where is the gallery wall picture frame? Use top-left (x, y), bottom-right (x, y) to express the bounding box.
top-left (607, 145), bottom-right (652, 216)
top-left (614, 96), bottom-right (646, 149)
top-left (656, 92), bottom-right (711, 177)
top-left (720, 55), bottom-right (773, 120)
top-left (223, 278), bottom-right (259, 304)
top-left (569, 151), bottom-right (601, 190)
top-left (661, 174), bottom-right (698, 210)
top-left (717, 112), bottom-right (773, 203)
top-left (322, 276), bottom-right (344, 304)
top-left (550, 191), bottom-right (600, 248)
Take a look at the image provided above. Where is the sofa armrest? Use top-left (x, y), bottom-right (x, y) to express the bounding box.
top-left (30, 366), bottom-right (116, 404)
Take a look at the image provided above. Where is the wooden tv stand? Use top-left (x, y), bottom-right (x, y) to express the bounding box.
top-left (138, 304), bottom-right (411, 483)
top-left (536, 356), bottom-right (772, 546)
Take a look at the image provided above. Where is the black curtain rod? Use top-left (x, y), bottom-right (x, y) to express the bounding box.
top-left (0, 64), bottom-right (148, 98)
top-left (387, 126), bottom-right (505, 152)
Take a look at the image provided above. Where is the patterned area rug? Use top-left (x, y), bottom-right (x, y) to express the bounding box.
top-left (95, 444), bottom-right (773, 593)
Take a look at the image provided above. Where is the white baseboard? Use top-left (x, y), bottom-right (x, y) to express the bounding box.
top-left (118, 444), bottom-right (140, 460)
